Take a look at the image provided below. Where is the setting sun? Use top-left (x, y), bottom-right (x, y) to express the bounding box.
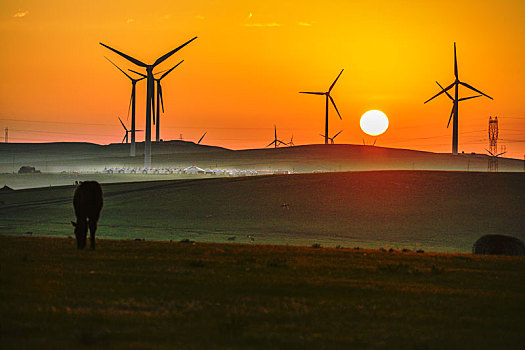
top-left (360, 110), bottom-right (389, 136)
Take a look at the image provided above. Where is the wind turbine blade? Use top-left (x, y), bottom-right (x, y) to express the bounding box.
top-left (127, 90), bottom-right (133, 120)
top-left (118, 117), bottom-right (128, 131)
top-left (105, 56), bottom-right (134, 80)
top-left (424, 82), bottom-right (455, 103)
top-left (153, 37), bottom-right (197, 67)
top-left (274, 125), bottom-right (277, 140)
top-left (133, 129), bottom-right (144, 132)
top-left (496, 152), bottom-right (506, 157)
top-left (299, 91), bottom-right (325, 95)
top-left (266, 140), bottom-right (276, 148)
top-left (329, 95), bottom-right (342, 119)
top-left (328, 69), bottom-right (344, 92)
top-left (99, 43), bottom-right (147, 67)
top-left (373, 139), bottom-right (376, 146)
top-left (447, 105), bottom-right (454, 128)
top-left (129, 69), bottom-right (147, 78)
top-left (458, 95), bottom-right (482, 101)
top-left (485, 148), bottom-right (495, 157)
top-left (319, 134), bottom-right (326, 138)
top-left (459, 82), bottom-right (493, 100)
top-left (454, 42), bottom-right (458, 79)
top-left (160, 60), bottom-right (184, 80)
top-left (333, 130), bottom-right (343, 138)
top-left (154, 69), bottom-right (167, 76)
top-left (436, 81), bottom-right (454, 101)
top-left (198, 132), bottom-right (207, 144)
top-left (159, 84), bottom-right (165, 113)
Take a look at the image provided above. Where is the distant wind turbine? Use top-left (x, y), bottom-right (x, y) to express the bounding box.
top-left (300, 69), bottom-right (344, 145)
top-left (100, 37), bottom-right (197, 167)
top-left (118, 117), bottom-right (142, 144)
top-left (266, 125), bottom-right (287, 148)
top-left (288, 135), bottom-right (295, 147)
top-left (320, 130), bottom-right (343, 144)
top-left (130, 60), bottom-right (184, 142)
top-left (105, 57), bottom-right (145, 156)
top-left (425, 43), bottom-right (493, 155)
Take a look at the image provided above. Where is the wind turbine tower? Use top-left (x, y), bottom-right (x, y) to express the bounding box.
top-left (425, 43), bottom-right (493, 155)
top-left (300, 69), bottom-right (344, 145)
top-left (100, 37), bottom-right (197, 168)
top-left (153, 61), bottom-right (183, 142)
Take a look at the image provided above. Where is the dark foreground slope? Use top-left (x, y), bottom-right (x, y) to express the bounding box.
top-left (1, 141), bottom-right (523, 172)
top-left (1, 171), bottom-right (523, 252)
top-left (1, 236), bottom-right (524, 349)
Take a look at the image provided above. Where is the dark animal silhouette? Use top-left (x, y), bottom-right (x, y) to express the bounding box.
top-left (72, 181), bottom-right (103, 249)
top-left (473, 234), bottom-right (525, 256)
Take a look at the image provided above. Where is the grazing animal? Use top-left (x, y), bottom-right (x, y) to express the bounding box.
top-left (473, 234), bottom-right (525, 256)
top-left (72, 181), bottom-right (103, 249)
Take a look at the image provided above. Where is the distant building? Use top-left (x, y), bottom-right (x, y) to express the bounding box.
top-left (18, 166), bottom-right (40, 174)
top-left (184, 166), bottom-right (205, 175)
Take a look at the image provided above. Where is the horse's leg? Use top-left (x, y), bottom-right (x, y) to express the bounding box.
top-left (88, 216), bottom-right (98, 250)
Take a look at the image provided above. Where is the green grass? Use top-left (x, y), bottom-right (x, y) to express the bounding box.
top-left (1, 236), bottom-right (524, 349)
top-left (1, 171), bottom-right (524, 252)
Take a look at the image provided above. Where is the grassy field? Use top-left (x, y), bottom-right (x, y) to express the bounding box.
top-left (1, 236), bottom-right (524, 349)
top-left (1, 171), bottom-right (524, 252)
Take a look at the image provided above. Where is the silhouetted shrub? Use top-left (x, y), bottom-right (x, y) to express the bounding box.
top-left (473, 235), bottom-right (525, 256)
top-left (311, 243), bottom-right (321, 249)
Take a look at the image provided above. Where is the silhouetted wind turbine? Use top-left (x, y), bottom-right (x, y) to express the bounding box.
top-left (130, 60), bottom-right (184, 142)
top-left (288, 135), bottom-right (295, 147)
top-left (425, 43), bottom-right (493, 155)
top-left (119, 117), bottom-right (143, 144)
top-left (300, 69), bottom-right (343, 144)
top-left (105, 57), bottom-right (146, 156)
top-left (197, 132), bottom-right (207, 144)
top-left (320, 129), bottom-right (343, 144)
top-left (266, 125), bottom-right (287, 148)
top-left (100, 37), bottom-right (197, 168)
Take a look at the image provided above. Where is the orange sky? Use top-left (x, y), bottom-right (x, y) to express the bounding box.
top-left (1, 0), bottom-right (524, 158)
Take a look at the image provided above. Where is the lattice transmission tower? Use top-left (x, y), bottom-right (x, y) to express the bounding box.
top-left (488, 116), bottom-right (499, 172)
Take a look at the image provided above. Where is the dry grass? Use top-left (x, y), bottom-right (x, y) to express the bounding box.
top-left (1, 236), bottom-right (524, 349)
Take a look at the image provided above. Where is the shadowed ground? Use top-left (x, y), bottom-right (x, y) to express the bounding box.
top-left (1, 236), bottom-right (524, 349)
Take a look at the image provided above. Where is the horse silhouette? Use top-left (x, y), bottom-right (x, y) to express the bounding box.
top-left (72, 181), bottom-right (103, 249)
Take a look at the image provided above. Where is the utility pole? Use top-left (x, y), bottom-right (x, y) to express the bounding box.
top-left (488, 116), bottom-right (498, 172)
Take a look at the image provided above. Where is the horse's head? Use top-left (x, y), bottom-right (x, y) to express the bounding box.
top-left (71, 220), bottom-right (88, 249)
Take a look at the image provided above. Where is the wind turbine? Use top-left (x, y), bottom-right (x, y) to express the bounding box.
top-left (197, 132), bottom-right (207, 144)
top-left (300, 69), bottom-right (343, 145)
top-left (119, 117), bottom-right (142, 144)
top-left (266, 125), bottom-right (287, 149)
top-left (130, 60), bottom-right (184, 142)
top-left (485, 148), bottom-right (506, 172)
top-left (320, 130), bottom-right (343, 144)
top-left (288, 135), bottom-right (295, 147)
top-left (424, 43), bottom-right (493, 155)
top-left (105, 57), bottom-right (145, 156)
top-left (100, 37), bottom-right (197, 168)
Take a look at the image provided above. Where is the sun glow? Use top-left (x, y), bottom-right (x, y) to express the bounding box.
top-left (360, 110), bottom-right (389, 136)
